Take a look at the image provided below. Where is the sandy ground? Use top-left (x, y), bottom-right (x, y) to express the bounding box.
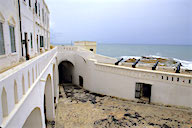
top-left (55, 84), bottom-right (192, 128)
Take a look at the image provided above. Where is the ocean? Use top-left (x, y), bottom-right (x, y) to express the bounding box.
top-left (96, 44), bottom-right (192, 70)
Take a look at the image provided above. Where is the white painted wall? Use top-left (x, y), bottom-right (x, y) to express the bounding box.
top-left (88, 62), bottom-right (192, 107)
top-left (57, 46), bottom-right (192, 108)
top-left (20, 0), bottom-right (34, 57)
top-left (74, 41), bottom-right (97, 53)
top-left (21, 0), bottom-right (50, 57)
top-left (0, 0), bottom-right (50, 71)
top-left (0, 0), bottom-right (21, 71)
top-left (0, 45), bottom-right (191, 128)
top-left (0, 47), bottom-right (57, 128)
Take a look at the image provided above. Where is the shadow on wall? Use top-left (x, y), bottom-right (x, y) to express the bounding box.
top-left (58, 61), bottom-right (74, 84)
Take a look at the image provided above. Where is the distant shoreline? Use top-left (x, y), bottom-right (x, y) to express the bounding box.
top-left (51, 43), bottom-right (192, 46)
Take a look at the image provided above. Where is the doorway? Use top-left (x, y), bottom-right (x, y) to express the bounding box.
top-left (58, 61), bottom-right (74, 84)
top-left (79, 76), bottom-right (83, 87)
top-left (24, 33), bottom-right (29, 60)
top-left (135, 83), bottom-right (152, 103)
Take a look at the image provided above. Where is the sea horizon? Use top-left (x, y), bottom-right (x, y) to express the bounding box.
top-left (52, 42), bottom-right (192, 46)
top-left (96, 44), bottom-right (192, 70)
top-left (52, 43), bottom-right (192, 69)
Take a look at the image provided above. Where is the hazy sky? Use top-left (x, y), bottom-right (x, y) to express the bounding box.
top-left (46, 0), bottom-right (192, 45)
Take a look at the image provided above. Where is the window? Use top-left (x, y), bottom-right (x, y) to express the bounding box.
top-left (40, 36), bottom-right (44, 47)
top-left (45, 13), bottom-right (46, 24)
top-left (29, 0), bottom-right (31, 7)
top-left (38, 3), bottom-right (40, 16)
top-left (47, 17), bottom-right (49, 27)
top-left (35, 0), bottom-right (37, 14)
top-left (30, 33), bottom-right (33, 48)
top-left (42, 8), bottom-right (44, 23)
top-left (9, 26), bottom-right (16, 53)
top-left (0, 22), bottom-right (5, 55)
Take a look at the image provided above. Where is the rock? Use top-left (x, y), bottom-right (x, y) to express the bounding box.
top-left (162, 124), bottom-right (171, 128)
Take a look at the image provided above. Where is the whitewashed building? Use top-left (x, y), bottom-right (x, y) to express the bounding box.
top-left (0, 0), bottom-right (50, 72)
top-left (0, 0), bottom-right (21, 72)
top-left (20, 0), bottom-right (50, 59)
top-left (0, 0), bottom-right (192, 128)
top-left (74, 41), bottom-right (97, 53)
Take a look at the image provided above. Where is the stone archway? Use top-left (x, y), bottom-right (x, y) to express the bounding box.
top-left (58, 61), bottom-right (74, 84)
top-left (22, 107), bottom-right (42, 128)
top-left (44, 74), bottom-right (55, 126)
top-left (1, 87), bottom-right (8, 118)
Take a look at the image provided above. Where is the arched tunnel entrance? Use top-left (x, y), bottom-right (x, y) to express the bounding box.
top-left (58, 61), bottom-right (74, 84)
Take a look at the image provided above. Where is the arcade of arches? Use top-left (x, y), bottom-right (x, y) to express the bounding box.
top-left (22, 61), bottom-right (75, 128)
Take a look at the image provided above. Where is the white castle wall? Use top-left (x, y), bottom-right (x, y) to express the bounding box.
top-left (57, 46), bottom-right (192, 108)
top-left (0, 47), bottom-right (57, 128)
top-left (74, 41), bottom-right (97, 53)
top-left (0, 46), bottom-right (192, 128)
top-left (86, 62), bottom-right (192, 107)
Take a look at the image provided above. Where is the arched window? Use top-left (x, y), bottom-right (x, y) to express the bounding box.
top-left (22, 75), bottom-right (25, 95)
top-left (1, 88), bottom-right (8, 117)
top-left (14, 80), bottom-right (18, 104)
top-left (28, 71), bottom-right (30, 88)
top-left (32, 68), bottom-right (34, 83)
top-left (36, 65), bottom-right (38, 78)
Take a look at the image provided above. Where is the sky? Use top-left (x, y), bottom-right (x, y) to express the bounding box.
top-left (46, 0), bottom-right (192, 45)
